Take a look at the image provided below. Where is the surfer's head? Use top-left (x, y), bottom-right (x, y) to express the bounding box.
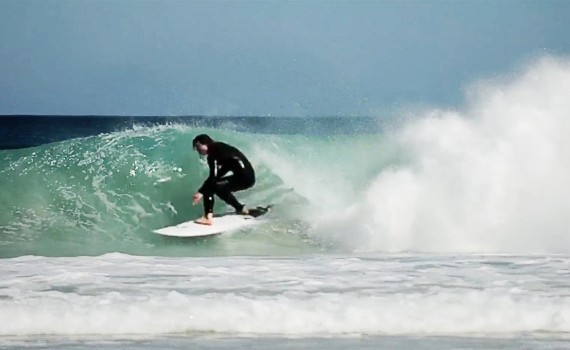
top-left (193, 134), bottom-right (214, 156)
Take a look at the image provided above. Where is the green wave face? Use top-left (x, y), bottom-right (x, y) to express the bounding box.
top-left (0, 124), bottom-right (386, 258)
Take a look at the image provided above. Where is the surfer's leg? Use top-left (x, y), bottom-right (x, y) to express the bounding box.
top-left (215, 176), bottom-right (248, 213)
top-left (203, 192), bottom-right (215, 215)
top-left (216, 187), bottom-right (244, 212)
top-left (195, 192), bottom-right (215, 225)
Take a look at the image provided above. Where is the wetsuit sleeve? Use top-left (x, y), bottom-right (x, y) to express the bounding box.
top-left (198, 156), bottom-right (217, 195)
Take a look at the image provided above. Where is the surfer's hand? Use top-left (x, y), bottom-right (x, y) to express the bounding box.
top-left (192, 193), bottom-right (203, 205)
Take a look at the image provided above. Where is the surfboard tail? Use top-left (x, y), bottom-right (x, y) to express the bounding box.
top-left (248, 205), bottom-right (272, 218)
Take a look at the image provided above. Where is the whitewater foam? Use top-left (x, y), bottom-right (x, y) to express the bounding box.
top-left (312, 56), bottom-right (570, 254)
top-left (1, 254), bottom-right (568, 336)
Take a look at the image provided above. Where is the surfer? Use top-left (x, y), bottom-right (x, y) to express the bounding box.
top-left (191, 134), bottom-right (255, 225)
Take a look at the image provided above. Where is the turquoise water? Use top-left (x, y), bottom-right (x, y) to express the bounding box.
top-left (0, 125), bottom-right (389, 258)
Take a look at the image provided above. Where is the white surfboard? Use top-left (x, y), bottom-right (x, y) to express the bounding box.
top-left (154, 206), bottom-right (271, 238)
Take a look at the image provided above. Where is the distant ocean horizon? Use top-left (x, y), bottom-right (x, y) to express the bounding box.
top-left (0, 114), bottom-right (384, 149)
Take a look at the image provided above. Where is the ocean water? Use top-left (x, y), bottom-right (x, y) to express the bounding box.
top-left (1, 57), bottom-right (570, 349)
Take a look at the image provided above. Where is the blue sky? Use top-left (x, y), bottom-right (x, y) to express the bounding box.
top-left (1, 1), bottom-right (569, 116)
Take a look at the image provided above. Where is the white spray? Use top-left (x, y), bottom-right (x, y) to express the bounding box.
top-left (314, 56), bottom-right (570, 253)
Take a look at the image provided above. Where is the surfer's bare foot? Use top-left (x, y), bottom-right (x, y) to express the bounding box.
top-left (195, 214), bottom-right (213, 225)
top-left (239, 206), bottom-right (249, 215)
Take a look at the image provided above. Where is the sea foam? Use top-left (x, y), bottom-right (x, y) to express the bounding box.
top-left (313, 56), bottom-right (570, 254)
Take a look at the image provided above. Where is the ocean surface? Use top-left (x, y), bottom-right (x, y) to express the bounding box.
top-left (1, 58), bottom-right (570, 349)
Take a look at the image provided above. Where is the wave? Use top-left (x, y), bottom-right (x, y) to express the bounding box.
top-left (2, 56), bottom-right (570, 256)
top-left (0, 125), bottom-right (303, 257)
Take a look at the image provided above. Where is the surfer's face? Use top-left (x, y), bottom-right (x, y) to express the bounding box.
top-left (195, 142), bottom-right (208, 156)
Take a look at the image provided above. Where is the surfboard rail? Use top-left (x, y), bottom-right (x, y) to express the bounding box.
top-left (154, 205), bottom-right (272, 237)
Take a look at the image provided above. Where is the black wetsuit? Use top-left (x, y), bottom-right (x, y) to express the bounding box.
top-left (198, 142), bottom-right (255, 215)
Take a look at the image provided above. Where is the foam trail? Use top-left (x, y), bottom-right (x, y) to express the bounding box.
top-left (1, 254), bottom-right (568, 336)
top-left (2, 292), bottom-right (568, 335)
top-left (317, 56), bottom-right (570, 253)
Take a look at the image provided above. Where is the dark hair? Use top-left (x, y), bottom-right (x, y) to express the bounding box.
top-left (192, 134), bottom-right (214, 149)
